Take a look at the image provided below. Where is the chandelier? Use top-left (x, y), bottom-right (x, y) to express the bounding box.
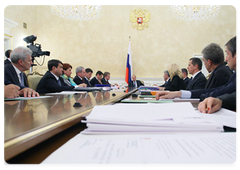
top-left (171, 5), bottom-right (220, 21)
top-left (50, 5), bottom-right (101, 21)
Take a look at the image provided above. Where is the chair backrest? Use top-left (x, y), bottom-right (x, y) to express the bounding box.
top-left (27, 74), bottom-right (43, 91)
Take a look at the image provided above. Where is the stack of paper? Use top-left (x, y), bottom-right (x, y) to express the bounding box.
top-left (82, 102), bottom-right (223, 134)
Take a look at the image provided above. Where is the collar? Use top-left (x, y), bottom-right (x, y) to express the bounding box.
top-left (12, 63), bottom-right (21, 75)
top-left (50, 71), bottom-right (59, 81)
top-left (78, 76), bottom-right (83, 80)
top-left (192, 71), bottom-right (201, 79)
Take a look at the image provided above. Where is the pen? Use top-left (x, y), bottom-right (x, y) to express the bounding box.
top-left (205, 107), bottom-right (210, 113)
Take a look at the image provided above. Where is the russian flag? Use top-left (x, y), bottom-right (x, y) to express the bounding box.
top-left (125, 40), bottom-right (132, 85)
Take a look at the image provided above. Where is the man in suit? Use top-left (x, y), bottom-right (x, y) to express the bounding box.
top-left (85, 68), bottom-right (93, 87)
top-left (101, 71), bottom-right (111, 85)
top-left (159, 70), bottom-right (171, 88)
top-left (4, 49), bottom-right (12, 65)
top-left (155, 36), bottom-right (236, 101)
top-left (128, 75), bottom-right (144, 88)
top-left (4, 46), bottom-right (39, 97)
top-left (36, 59), bottom-right (75, 94)
top-left (73, 66), bottom-right (87, 86)
top-left (202, 43), bottom-right (232, 89)
top-left (186, 57), bottom-right (207, 90)
top-left (90, 70), bottom-right (103, 86)
top-left (181, 68), bottom-right (189, 87)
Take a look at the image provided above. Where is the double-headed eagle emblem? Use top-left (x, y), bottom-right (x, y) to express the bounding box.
top-left (130, 8), bottom-right (151, 30)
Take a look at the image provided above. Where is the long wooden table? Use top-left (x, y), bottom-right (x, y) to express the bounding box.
top-left (5, 89), bottom-right (137, 163)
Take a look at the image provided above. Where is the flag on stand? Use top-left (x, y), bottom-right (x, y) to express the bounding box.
top-left (125, 39), bottom-right (132, 85)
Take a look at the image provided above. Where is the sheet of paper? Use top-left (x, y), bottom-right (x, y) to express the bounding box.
top-left (197, 108), bottom-right (236, 128)
top-left (4, 95), bottom-right (52, 101)
top-left (45, 91), bottom-right (87, 95)
top-left (41, 133), bottom-right (236, 164)
top-left (87, 102), bottom-right (200, 121)
top-left (121, 98), bottom-right (173, 103)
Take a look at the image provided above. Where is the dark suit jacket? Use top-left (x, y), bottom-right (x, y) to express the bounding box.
top-left (84, 77), bottom-right (92, 87)
top-left (4, 63), bottom-right (29, 89)
top-left (190, 72), bottom-right (236, 100)
top-left (205, 64), bottom-right (232, 89)
top-left (160, 79), bottom-right (171, 87)
top-left (165, 75), bottom-right (186, 91)
top-left (90, 77), bottom-right (101, 87)
top-left (4, 59), bottom-right (11, 65)
top-left (36, 71), bottom-right (74, 94)
top-left (218, 92), bottom-right (236, 111)
top-left (186, 72), bottom-right (207, 90)
top-left (101, 78), bottom-right (110, 85)
top-left (183, 77), bottom-right (190, 87)
top-left (73, 76), bottom-right (84, 85)
top-left (128, 80), bottom-right (144, 88)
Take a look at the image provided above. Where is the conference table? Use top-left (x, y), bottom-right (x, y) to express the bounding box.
top-left (5, 88), bottom-right (138, 163)
top-left (4, 88), bottom-right (234, 164)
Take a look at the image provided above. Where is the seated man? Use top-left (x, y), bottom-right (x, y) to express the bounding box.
top-left (159, 70), bottom-right (171, 88)
top-left (4, 49), bottom-right (12, 65)
top-left (4, 47), bottom-right (30, 89)
top-left (101, 71), bottom-right (111, 85)
top-left (128, 75), bottom-right (144, 88)
top-left (85, 68), bottom-right (93, 87)
top-left (181, 68), bottom-right (189, 87)
top-left (155, 36), bottom-right (236, 101)
top-left (73, 66), bottom-right (87, 87)
top-left (202, 43), bottom-right (232, 89)
top-left (198, 92), bottom-right (236, 113)
top-left (36, 59), bottom-right (75, 94)
top-left (90, 70), bottom-right (103, 86)
top-left (4, 46), bottom-right (39, 97)
top-left (186, 57), bottom-right (207, 90)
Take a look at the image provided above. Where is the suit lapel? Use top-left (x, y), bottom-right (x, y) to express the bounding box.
top-left (9, 64), bottom-right (21, 85)
top-left (205, 71), bottom-right (214, 89)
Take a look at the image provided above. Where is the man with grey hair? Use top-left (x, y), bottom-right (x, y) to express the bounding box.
top-left (101, 71), bottom-right (111, 85)
top-left (202, 43), bottom-right (232, 89)
top-left (4, 46), bottom-right (39, 97)
top-left (73, 66), bottom-right (87, 86)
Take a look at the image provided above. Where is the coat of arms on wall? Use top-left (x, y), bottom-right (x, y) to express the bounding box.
top-left (130, 8), bottom-right (150, 30)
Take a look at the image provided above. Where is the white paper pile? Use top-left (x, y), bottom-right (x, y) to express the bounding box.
top-left (82, 102), bottom-right (224, 134)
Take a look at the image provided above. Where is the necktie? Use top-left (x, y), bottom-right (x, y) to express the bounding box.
top-left (58, 79), bottom-right (62, 86)
top-left (187, 77), bottom-right (192, 88)
top-left (20, 73), bottom-right (25, 87)
top-left (82, 78), bottom-right (85, 83)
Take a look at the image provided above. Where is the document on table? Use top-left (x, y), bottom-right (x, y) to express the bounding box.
top-left (4, 95), bottom-right (52, 101)
top-left (41, 133), bottom-right (236, 164)
top-left (87, 102), bottom-right (200, 121)
top-left (45, 91), bottom-right (87, 95)
top-left (121, 98), bottom-right (173, 103)
top-left (198, 108), bottom-right (236, 128)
